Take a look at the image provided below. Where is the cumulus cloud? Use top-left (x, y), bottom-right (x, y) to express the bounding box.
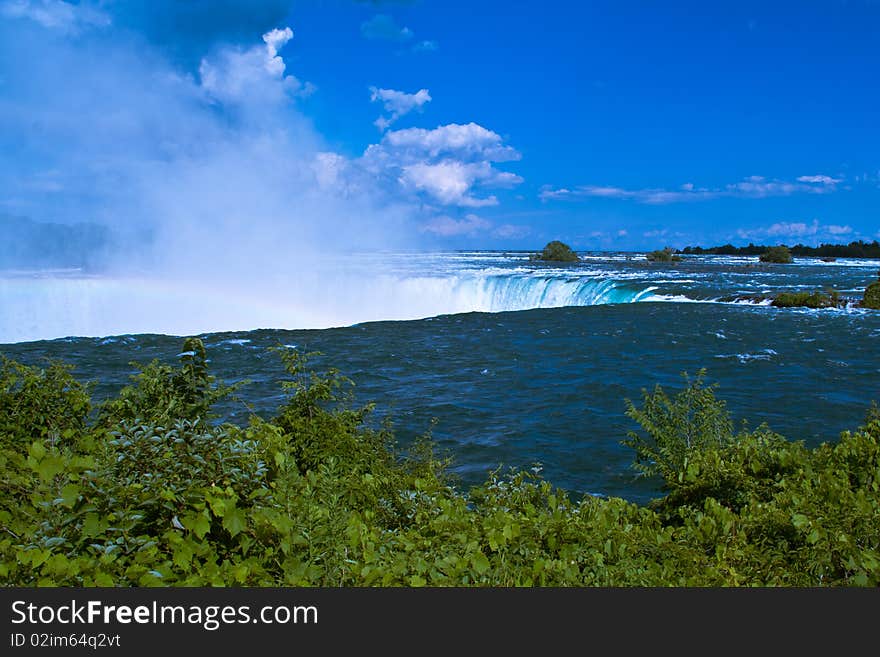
top-left (370, 86), bottom-right (431, 131)
top-left (413, 40), bottom-right (438, 52)
top-left (309, 121), bottom-right (524, 212)
top-left (262, 27), bottom-right (293, 74)
top-left (376, 123), bottom-right (521, 162)
top-left (401, 161), bottom-right (516, 207)
top-left (198, 26), bottom-right (315, 108)
top-left (361, 123), bottom-right (523, 207)
top-left (540, 174), bottom-right (844, 204)
top-left (0, 0), bottom-right (109, 32)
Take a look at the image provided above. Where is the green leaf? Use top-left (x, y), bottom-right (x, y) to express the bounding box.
top-left (792, 514), bottom-right (810, 530)
top-left (185, 511), bottom-right (211, 540)
top-left (81, 513), bottom-right (105, 538)
top-left (60, 484), bottom-right (80, 508)
top-left (93, 572), bottom-right (114, 586)
top-left (223, 508), bottom-right (247, 538)
top-left (36, 456), bottom-right (65, 482)
top-left (471, 553), bottom-right (490, 575)
top-left (173, 544), bottom-right (194, 570)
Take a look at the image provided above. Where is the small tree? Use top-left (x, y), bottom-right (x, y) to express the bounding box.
top-left (98, 337), bottom-right (244, 426)
top-left (646, 247), bottom-right (682, 263)
top-left (759, 245), bottom-right (793, 263)
top-left (621, 370), bottom-right (735, 488)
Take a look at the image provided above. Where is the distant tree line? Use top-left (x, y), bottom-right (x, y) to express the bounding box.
top-left (681, 240), bottom-right (880, 258)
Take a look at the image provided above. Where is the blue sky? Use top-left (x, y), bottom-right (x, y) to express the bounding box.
top-left (1, 0), bottom-right (878, 252)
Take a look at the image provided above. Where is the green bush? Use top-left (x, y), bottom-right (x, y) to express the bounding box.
top-left (0, 356), bottom-right (91, 450)
top-left (645, 247), bottom-right (682, 263)
top-left (862, 276), bottom-right (880, 309)
top-left (771, 289), bottom-right (844, 308)
top-left (530, 240), bottom-right (579, 262)
top-left (1, 342), bottom-right (878, 586)
top-left (98, 336), bottom-right (243, 427)
top-left (759, 245), bottom-right (793, 263)
top-left (621, 371), bottom-right (735, 488)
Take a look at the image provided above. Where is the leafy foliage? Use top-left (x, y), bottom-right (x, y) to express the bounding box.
top-left (1, 343), bottom-right (878, 586)
top-left (861, 273), bottom-right (880, 309)
top-left (759, 245), bottom-right (794, 263)
top-left (530, 240), bottom-right (579, 263)
top-left (0, 356), bottom-right (90, 449)
top-left (621, 371), bottom-right (735, 487)
top-left (771, 289), bottom-right (844, 309)
top-left (98, 337), bottom-right (244, 427)
top-left (645, 247), bottom-right (682, 263)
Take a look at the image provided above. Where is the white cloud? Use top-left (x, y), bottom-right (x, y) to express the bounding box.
top-left (262, 27), bottom-right (293, 75)
top-left (361, 122), bottom-right (522, 207)
top-left (369, 87), bottom-right (431, 131)
top-left (420, 214), bottom-right (529, 239)
top-left (400, 161), bottom-right (521, 207)
top-left (736, 219), bottom-right (853, 241)
top-left (0, 0), bottom-right (109, 32)
top-left (199, 26), bottom-right (314, 107)
top-left (796, 174), bottom-right (843, 184)
top-left (541, 174), bottom-right (844, 204)
top-left (377, 123), bottom-right (520, 162)
top-left (305, 123), bottom-right (523, 212)
top-left (413, 40), bottom-right (438, 52)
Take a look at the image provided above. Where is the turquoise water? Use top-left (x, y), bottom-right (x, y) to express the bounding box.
top-left (3, 252), bottom-right (879, 503)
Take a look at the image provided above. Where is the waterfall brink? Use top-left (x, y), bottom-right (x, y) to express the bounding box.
top-left (0, 270), bottom-right (645, 343)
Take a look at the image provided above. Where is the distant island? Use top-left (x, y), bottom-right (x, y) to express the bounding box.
top-left (681, 239), bottom-right (880, 259)
top-left (645, 247), bottom-right (682, 263)
top-left (758, 245), bottom-right (793, 264)
top-left (530, 240), bottom-right (580, 262)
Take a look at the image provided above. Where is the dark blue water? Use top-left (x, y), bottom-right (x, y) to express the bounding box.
top-left (5, 293), bottom-right (879, 504)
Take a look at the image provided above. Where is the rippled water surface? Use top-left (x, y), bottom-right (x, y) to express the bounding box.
top-left (3, 252), bottom-right (879, 503)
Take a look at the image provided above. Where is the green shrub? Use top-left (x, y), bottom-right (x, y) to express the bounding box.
top-left (530, 240), bottom-right (579, 262)
top-left (862, 276), bottom-right (880, 309)
top-left (620, 370), bottom-right (735, 488)
top-left (759, 245), bottom-right (793, 263)
top-left (771, 289), bottom-right (844, 308)
top-left (0, 356), bottom-right (90, 449)
top-left (645, 247), bottom-right (682, 263)
top-left (98, 337), bottom-right (244, 427)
